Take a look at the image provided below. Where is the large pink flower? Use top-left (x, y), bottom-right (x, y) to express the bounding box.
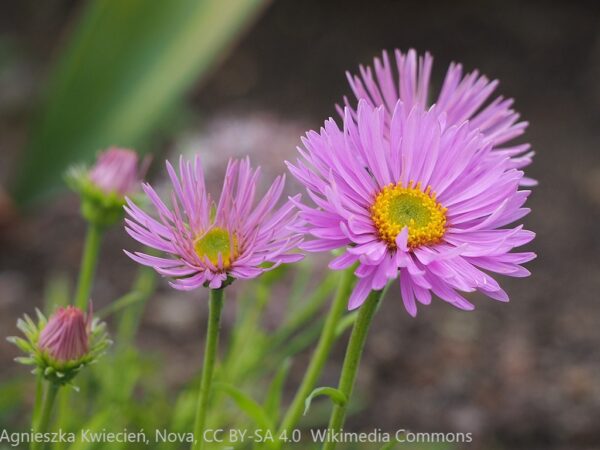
top-left (124, 156), bottom-right (303, 290)
top-left (289, 100), bottom-right (535, 315)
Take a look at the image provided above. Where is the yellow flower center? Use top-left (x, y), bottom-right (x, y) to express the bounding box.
top-left (370, 181), bottom-right (447, 249)
top-left (194, 227), bottom-right (238, 267)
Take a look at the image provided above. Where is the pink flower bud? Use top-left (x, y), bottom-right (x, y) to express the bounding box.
top-left (89, 148), bottom-right (146, 196)
top-left (38, 306), bottom-right (90, 362)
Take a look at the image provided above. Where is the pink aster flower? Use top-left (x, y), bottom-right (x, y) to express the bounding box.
top-left (89, 147), bottom-right (147, 196)
top-left (288, 100), bottom-right (535, 315)
top-left (342, 49), bottom-right (535, 185)
top-left (124, 156), bottom-right (303, 290)
top-left (39, 306), bottom-right (90, 362)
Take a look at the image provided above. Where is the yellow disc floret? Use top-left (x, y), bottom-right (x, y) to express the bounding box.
top-left (370, 181), bottom-right (447, 249)
top-left (194, 227), bottom-right (238, 267)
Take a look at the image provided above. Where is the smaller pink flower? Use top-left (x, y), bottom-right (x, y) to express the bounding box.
top-left (38, 306), bottom-right (90, 363)
top-left (124, 156), bottom-right (303, 290)
top-left (89, 147), bottom-right (147, 196)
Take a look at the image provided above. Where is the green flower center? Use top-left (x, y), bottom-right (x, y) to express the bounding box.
top-left (194, 227), bottom-right (237, 267)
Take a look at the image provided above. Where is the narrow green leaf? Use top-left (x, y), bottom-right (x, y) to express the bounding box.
top-left (264, 358), bottom-right (291, 421)
top-left (97, 291), bottom-right (144, 320)
top-left (214, 382), bottom-right (274, 431)
top-left (303, 387), bottom-right (347, 416)
top-left (335, 311), bottom-right (358, 337)
top-left (14, 0), bottom-right (270, 204)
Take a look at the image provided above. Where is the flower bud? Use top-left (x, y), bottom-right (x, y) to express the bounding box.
top-left (38, 306), bottom-right (89, 363)
top-left (8, 305), bottom-right (110, 386)
top-left (89, 148), bottom-right (143, 196)
top-left (67, 147), bottom-right (149, 227)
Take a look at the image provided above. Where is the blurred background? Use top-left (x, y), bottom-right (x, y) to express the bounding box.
top-left (1, 1), bottom-right (599, 449)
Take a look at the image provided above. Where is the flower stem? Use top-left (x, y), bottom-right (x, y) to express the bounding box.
top-left (322, 289), bottom-right (384, 450)
top-left (30, 372), bottom-right (44, 434)
top-left (74, 223), bottom-right (103, 309)
top-left (276, 267), bottom-right (354, 443)
top-left (192, 288), bottom-right (225, 450)
top-left (31, 382), bottom-right (59, 450)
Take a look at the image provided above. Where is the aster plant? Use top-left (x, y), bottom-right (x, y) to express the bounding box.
top-left (288, 99), bottom-right (535, 448)
top-left (124, 156), bottom-right (303, 450)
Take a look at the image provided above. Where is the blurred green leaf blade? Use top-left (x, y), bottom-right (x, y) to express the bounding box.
top-left (264, 358), bottom-right (291, 422)
top-left (14, 0), bottom-right (269, 204)
top-left (214, 382), bottom-right (275, 431)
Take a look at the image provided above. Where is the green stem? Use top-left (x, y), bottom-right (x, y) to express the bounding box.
top-left (32, 372), bottom-right (43, 427)
top-left (192, 288), bottom-right (225, 450)
top-left (322, 289), bottom-right (384, 450)
top-left (31, 382), bottom-right (60, 450)
top-left (74, 223), bottom-right (103, 309)
top-left (53, 389), bottom-right (69, 450)
top-left (276, 267), bottom-right (354, 443)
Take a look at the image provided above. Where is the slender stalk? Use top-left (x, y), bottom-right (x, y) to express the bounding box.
top-left (277, 267), bottom-right (354, 443)
top-left (74, 223), bottom-right (103, 309)
top-left (53, 389), bottom-right (69, 450)
top-left (322, 289), bottom-right (384, 450)
top-left (32, 372), bottom-right (43, 427)
top-left (192, 288), bottom-right (225, 450)
top-left (31, 382), bottom-right (59, 450)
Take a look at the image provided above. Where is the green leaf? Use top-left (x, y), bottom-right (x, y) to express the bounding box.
top-left (303, 387), bottom-right (347, 416)
top-left (335, 311), bottom-right (358, 337)
top-left (13, 0), bottom-right (269, 205)
top-left (170, 388), bottom-right (198, 433)
top-left (264, 358), bottom-right (291, 421)
top-left (214, 382), bottom-right (274, 431)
